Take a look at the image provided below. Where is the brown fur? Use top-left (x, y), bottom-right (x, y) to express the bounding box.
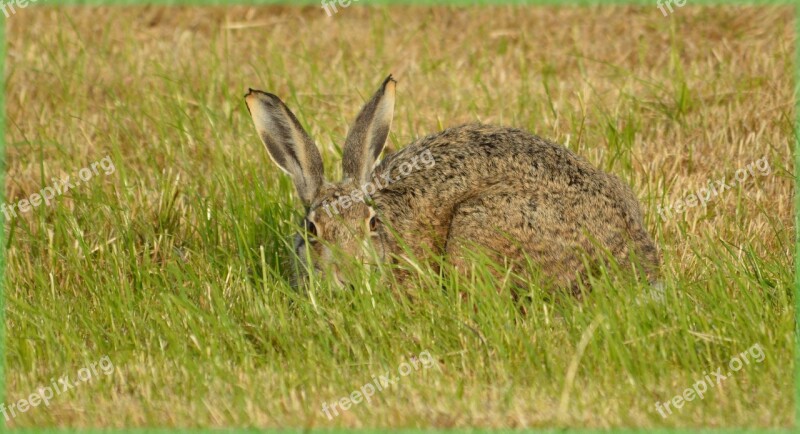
top-left (245, 76), bottom-right (659, 291)
top-left (369, 124), bottom-right (660, 289)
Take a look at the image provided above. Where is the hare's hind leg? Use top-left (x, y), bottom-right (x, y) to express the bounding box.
top-left (443, 193), bottom-right (588, 290)
top-left (443, 191), bottom-right (653, 291)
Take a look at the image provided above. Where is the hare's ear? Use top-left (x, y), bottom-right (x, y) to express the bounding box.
top-left (245, 89), bottom-right (324, 206)
top-left (342, 75), bottom-right (396, 184)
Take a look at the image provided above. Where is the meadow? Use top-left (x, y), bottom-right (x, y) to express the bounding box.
top-left (3, 4), bottom-right (795, 428)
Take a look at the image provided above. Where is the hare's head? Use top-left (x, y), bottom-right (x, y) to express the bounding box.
top-left (244, 76), bottom-right (396, 286)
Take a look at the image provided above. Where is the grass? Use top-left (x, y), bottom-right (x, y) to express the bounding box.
top-left (3, 4), bottom-right (795, 429)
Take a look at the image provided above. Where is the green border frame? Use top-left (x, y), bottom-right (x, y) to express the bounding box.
top-left (0, 0), bottom-right (796, 432)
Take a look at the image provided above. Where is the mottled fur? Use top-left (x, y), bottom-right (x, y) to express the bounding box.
top-left (245, 76), bottom-right (659, 291)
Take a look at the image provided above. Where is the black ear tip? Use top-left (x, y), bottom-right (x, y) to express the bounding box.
top-left (245, 89), bottom-right (282, 104)
top-left (383, 74), bottom-right (396, 87)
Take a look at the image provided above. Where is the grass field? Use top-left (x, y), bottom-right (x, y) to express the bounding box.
top-left (3, 4), bottom-right (795, 429)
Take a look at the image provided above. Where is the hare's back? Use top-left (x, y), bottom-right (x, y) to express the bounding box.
top-left (370, 124), bottom-right (656, 281)
top-left (375, 123), bottom-right (608, 198)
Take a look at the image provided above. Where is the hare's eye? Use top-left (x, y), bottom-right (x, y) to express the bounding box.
top-left (369, 216), bottom-right (379, 232)
top-left (304, 219), bottom-right (317, 237)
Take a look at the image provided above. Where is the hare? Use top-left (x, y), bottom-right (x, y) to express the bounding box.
top-left (244, 75), bottom-right (659, 291)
